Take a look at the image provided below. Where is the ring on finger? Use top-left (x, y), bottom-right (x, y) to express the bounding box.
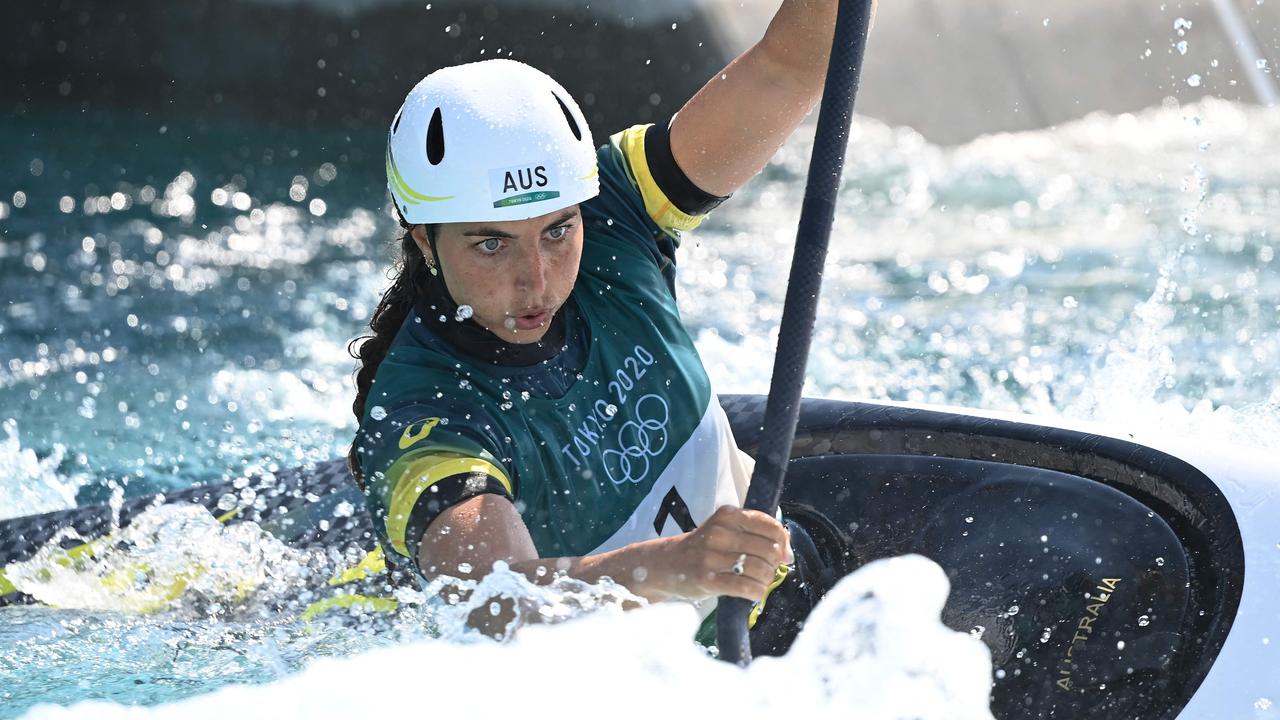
top-left (730, 553), bottom-right (747, 576)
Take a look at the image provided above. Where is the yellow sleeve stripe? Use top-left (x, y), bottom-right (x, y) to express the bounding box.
top-left (615, 125), bottom-right (706, 237)
top-left (385, 454), bottom-right (513, 557)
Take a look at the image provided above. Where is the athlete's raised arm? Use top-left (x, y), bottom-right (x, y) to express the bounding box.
top-left (669, 0), bottom-right (873, 197)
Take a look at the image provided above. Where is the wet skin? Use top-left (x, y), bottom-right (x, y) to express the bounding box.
top-left (411, 206), bottom-right (583, 345)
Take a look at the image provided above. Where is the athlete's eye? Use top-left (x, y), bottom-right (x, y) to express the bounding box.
top-left (547, 225), bottom-right (570, 241)
top-left (476, 237), bottom-right (503, 254)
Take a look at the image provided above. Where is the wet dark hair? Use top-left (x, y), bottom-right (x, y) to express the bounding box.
top-left (347, 222), bottom-right (436, 488)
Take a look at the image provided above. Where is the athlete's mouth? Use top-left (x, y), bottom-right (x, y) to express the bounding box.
top-left (510, 307), bottom-right (552, 331)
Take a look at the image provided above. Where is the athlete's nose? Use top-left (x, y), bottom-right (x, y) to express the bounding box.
top-left (515, 239), bottom-right (548, 296)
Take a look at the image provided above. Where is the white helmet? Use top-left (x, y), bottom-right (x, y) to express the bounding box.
top-left (386, 59), bottom-right (599, 225)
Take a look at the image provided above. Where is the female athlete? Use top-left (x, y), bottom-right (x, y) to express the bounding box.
top-left (350, 0), bottom-right (855, 653)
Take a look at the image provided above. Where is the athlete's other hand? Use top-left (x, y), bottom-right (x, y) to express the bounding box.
top-left (420, 496), bottom-right (792, 609)
top-left (659, 505), bottom-right (791, 603)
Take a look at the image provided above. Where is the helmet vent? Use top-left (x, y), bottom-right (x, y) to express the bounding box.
top-left (426, 107), bottom-right (445, 165)
top-left (554, 93), bottom-right (582, 142)
top-left (392, 109), bottom-right (402, 135)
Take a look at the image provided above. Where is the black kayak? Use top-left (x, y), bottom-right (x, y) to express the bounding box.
top-left (3, 394), bottom-right (1273, 720)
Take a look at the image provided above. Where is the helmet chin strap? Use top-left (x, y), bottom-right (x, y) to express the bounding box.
top-left (396, 211), bottom-right (457, 306)
top-left (418, 224), bottom-right (504, 341)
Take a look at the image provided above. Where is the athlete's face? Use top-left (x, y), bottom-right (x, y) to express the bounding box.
top-left (411, 206), bottom-right (584, 344)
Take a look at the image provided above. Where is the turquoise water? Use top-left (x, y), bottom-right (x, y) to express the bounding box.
top-left (2, 99), bottom-right (1279, 717)
top-left (0, 111), bottom-right (382, 508)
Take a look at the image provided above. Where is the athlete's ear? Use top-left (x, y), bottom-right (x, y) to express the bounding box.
top-left (409, 224), bottom-right (435, 263)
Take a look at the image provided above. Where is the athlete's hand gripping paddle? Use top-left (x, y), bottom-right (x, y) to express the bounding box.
top-left (715, 0), bottom-right (876, 666)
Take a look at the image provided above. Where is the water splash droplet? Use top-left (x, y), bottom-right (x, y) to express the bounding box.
top-left (370, 406), bottom-right (387, 421)
top-left (455, 304), bottom-right (474, 322)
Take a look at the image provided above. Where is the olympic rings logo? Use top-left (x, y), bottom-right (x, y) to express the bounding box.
top-left (602, 394), bottom-right (670, 485)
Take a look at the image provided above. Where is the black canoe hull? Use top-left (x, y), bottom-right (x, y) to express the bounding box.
top-left (0, 395), bottom-right (1245, 720)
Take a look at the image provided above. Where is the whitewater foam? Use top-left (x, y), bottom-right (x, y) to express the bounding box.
top-left (0, 420), bottom-right (83, 521)
top-left (6, 504), bottom-right (325, 615)
top-left (19, 556), bottom-right (994, 720)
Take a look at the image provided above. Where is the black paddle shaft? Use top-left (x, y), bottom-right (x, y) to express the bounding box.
top-left (716, 0), bottom-right (876, 666)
